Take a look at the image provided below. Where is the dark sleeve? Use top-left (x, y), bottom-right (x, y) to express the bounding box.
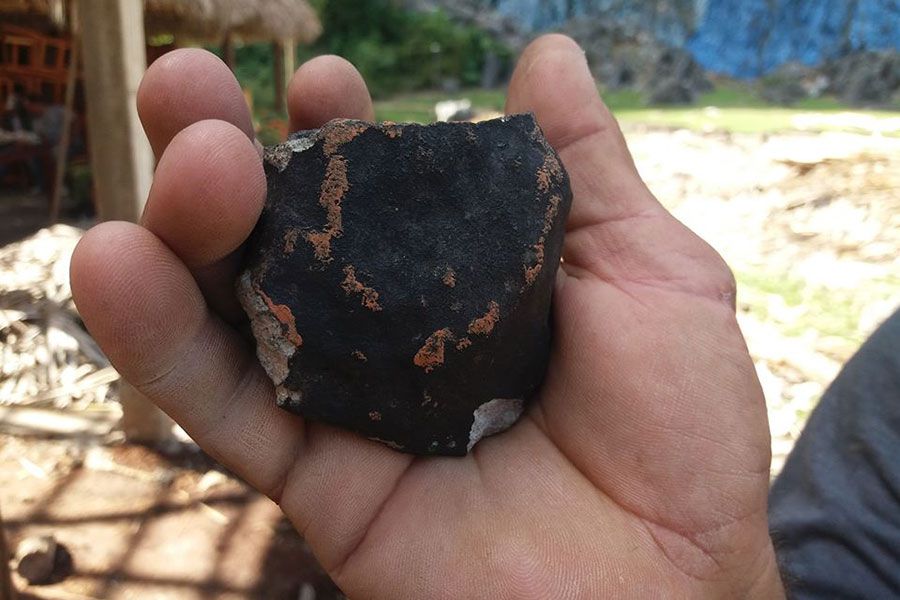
top-left (768, 308), bottom-right (900, 599)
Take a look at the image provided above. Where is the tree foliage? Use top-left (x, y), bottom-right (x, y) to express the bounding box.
top-left (310, 0), bottom-right (511, 97)
top-left (219, 0), bottom-right (512, 116)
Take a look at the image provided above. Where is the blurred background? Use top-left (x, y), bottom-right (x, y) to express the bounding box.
top-left (0, 0), bottom-right (897, 598)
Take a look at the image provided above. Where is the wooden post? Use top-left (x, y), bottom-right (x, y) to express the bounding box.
top-left (273, 38), bottom-right (295, 113)
top-left (281, 38), bottom-right (297, 111)
top-left (273, 41), bottom-right (284, 113)
top-left (49, 0), bottom-right (80, 223)
top-left (0, 505), bottom-right (13, 600)
top-left (79, 0), bottom-right (173, 443)
top-left (79, 0), bottom-right (153, 221)
top-left (222, 32), bottom-right (236, 71)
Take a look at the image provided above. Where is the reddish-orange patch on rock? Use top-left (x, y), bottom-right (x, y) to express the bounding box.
top-left (414, 328), bottom-right (453, 372)
top-left (455, 337), bottom-right (472, 350)
top-left (283, 228), bottom-right (300, 254)
top-left (442, 268), bottom-right (457, 288)
top-left (257, 288), bottom-right (302, 347)
top-left (382, 122), bottom-right (403, 139)
top-left (322, 121), bottom-right (369, 155)
top-left (341, 265), bottom-right (383, 311)
top-left (524, 194), bottom-right (562, 285)
top-left (352, 350), bottom-right (368, 362)
top-left (369, 410), bottom-right (382, 421)
top-left (304, 121), bottom-right (372, 262)
top-left (305, 155), bottom-right (348, 261)
top-left (468, 301), bottom-right (500, 335)
top-left (536, 152), bottom-right (564, 193)
top-left (523, 247), bottom-right (544, 285)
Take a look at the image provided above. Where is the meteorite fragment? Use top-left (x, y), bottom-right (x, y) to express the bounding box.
top-left (238, 114), bottom-right (571, 456)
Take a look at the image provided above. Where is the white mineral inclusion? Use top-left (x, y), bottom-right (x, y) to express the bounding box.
top-left (264, 134), bottom-right (317, 172)
top-left (467, 398), bottom-right (524, 451)
top-left (236, 272), bottom-right (296, 386)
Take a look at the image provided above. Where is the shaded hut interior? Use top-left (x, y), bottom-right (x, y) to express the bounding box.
top-left (0, 0), bottom-right (321, 221)
top-left (0, 0), bottom-right (322, 450)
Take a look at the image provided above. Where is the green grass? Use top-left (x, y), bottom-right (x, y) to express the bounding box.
top-left (374, 88), bottom-right (507, 123)
top-left (737, 270), bottom-right (900, 344)
top-left (372, 81), bottom-right (900, 136)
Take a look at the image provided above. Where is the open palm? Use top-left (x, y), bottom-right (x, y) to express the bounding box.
top-left (70, 35), bottom-right (782, 598)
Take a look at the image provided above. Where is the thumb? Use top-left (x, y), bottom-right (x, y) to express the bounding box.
top-left (506, 35), bottom-right (734, 302)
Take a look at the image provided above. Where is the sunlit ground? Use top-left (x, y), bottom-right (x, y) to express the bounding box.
top-left (627, 128), bottom-right (898, 472)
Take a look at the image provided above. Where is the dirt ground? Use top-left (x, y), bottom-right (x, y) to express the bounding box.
top-left (1, 124), bottom-right (898, 598)
top-left (1, 435), bottom-right (342, 600)
top-left (627, 126), bottom-right (899, 473)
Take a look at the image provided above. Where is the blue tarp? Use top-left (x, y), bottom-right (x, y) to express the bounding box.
top-left (494, 0), bottom-right (900, 77)
top-left (688, 0), bottom-right (900, 77)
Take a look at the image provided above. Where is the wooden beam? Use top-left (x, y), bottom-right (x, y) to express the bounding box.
top-left (273, 38), bottom-right (295, 114)
top-left (78, 0), bottom-right (174, 443)
top-left (222, 32), bottom-right (235, 71)
top-left (283, 39), bottom-right (296, 90)
top-left (117, 381), bottom-right (175, 443)
top-left (49, 0), bottom-right (80, 223)
top-left (273, 41), bottom-right (284, 113)
top-left (79, 0), bottom-right (153, 222)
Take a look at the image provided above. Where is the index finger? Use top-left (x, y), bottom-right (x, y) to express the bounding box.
top-left (138, 48), bottom-right (255, 159)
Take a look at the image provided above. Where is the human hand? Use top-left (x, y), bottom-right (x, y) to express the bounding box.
top-left (70, 35), bottom-right (783, 598)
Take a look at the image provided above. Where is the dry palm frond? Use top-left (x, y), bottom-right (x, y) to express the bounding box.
top-left (0, 0), bottom-right (322, 43)
top-left (0, 225), bottom-right (117, 411)
top-left (144, 0), bottom-right (322, 43)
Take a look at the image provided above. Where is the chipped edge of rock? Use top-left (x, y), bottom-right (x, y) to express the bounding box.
top-left (467, 398), bottom-right (525, 451)
top-left (236, 272), bottom-right (296, 386)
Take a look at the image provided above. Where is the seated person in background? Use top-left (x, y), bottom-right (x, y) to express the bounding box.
top-left (2, 91), bottom-right (31, 132)
top-left (31, 95), bottom-right (69, 196)
top-left (0, 93), bottom-right (64, 193)
top-left (28, 94), bottom-right (65, 149)
top-left (0, 93), bottom-right (35, 188)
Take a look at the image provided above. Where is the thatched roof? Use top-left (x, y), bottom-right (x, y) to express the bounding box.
top-left (0, 0), bottom-right (66, 29)
top-left (145, 0), bottom-right (322, 43)
top-left (0, 0), bottom-right (322, 43)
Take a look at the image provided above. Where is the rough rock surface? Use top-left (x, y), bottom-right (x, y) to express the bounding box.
top-left (760, 62), bottom-right (824, 105)
top-left (826, 51), bottom-right (900, 106)
top-left (645, 47), bottom-right (713, 103)
top-left (238, 114), bottom-right (571, 456)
